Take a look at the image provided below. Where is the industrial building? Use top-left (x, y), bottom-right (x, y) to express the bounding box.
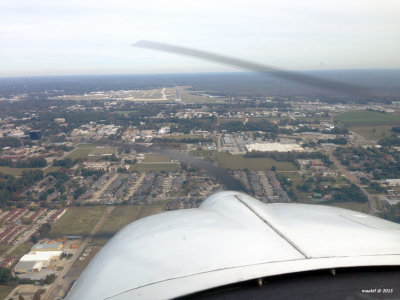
top-left (32, 242), bottom-right (63, 251)
top-left (14, 242), bottom-right (63, 274)
top-left (246, 142), bottom-right (304, 152)
top-left (14, 250), bottom-right (62, 273)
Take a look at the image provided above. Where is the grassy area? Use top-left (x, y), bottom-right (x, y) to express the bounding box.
top-left (88, 147), bottom-right (115, 156)
top-left (351, 125), bottom-right (395, 140)
top-left (97, 206), bottom-right (142, 235)
top-left (325, 201), bottom-right (369, 213)
top-left (76, 144), bottom-right (97, 148)
top-left (137, 202), bottom-right (167, 219)
top-left (164, 134), bottom-right (203, 140)
top-left (72, 203), bottom-right (167, 272)
top-left (48, 206), bottom-right (107, 237)
top-left (65, 148), bottom-right (93, 160)
top-left (112, 110), bottom-right (137, 115)
top-left (65, 147), bottom-right (115, 160)
top-left (0, 166), bottom-right (40, 176)
top-left (0, 285), bottom-right (15, 299)
top-left (216, 152), bottom-right (298, 171)
top-left (336, 110), bottom-right (400, 126)
top-left (179, 87), bottom-right (219, 104)
top-left (44, 166), bottom-right (62, 174)
top-left (142, 154), bottom-right (170, 162)
top-left (9, 241), bottom-right (34, 261)
top-left (0, 245), bottom-right (10, 256)
top-left (129, 163), bottom-right (180, 173)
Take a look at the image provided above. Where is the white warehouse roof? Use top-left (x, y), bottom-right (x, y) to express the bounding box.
top-left (20, 251), bottom-right (62, 262)
top-left (246, 142), bottom-right (303, 152)
top-left (66, 191), bottom-right (400, 300)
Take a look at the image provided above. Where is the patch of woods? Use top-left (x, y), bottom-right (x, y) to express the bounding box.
top-left (334, 145), bottom-right (400, 180)
top-left (278, 172), bottom-right (368, 203)
top-left (0, 157), bottom-right (47, 168)
top-left (0, 170), bottom-right (43, 207)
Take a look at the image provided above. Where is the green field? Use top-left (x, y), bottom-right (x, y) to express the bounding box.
top-left (65, 148), bottom-right (93, 160)
top-left (97, 206), bottom-right (143, 235)
top-left (0, 166), bottom-right (40, 176)
top-left (137, 202), bottom-right (167, 219)
top-left (65, 147), bottom-right (115, 160)
top-left (179, 87), bottom-right (220, 104)
top-left (142, 154), bottom-right (170, 162)
top-left (76, 144), bottom-right (97, 148)
top-left (351, 125), bottom-right (396, 140)
top-left (336, 110), bottom-right (400, 126)
top-left (48, 206), bottom-right (107, 237)
top-left (129, 163), bottom-right (180, 173)
top-left (88, 147), bottom-right (115, 156)
top-left (44, 165), bottom-right (62, 174)
top-left (216, 152), bottom-right (298, 171)
top-left (112, 110), bottom-right (137, 115)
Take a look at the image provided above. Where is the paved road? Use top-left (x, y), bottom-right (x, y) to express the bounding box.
top-left (328, 149), bottom-right (376, 215)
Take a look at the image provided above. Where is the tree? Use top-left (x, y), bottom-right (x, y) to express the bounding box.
top-left (0, 267), bottom-right (13, 283)
top-left (38, 223), bottom-right (51, 237)
top-left (31, 235), bottom-right (38, 243)
top-left (270, 165), bottom-right (277, 171)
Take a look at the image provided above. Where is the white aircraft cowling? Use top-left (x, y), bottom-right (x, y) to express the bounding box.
top-left (65, 191), bottom-right (400, 300)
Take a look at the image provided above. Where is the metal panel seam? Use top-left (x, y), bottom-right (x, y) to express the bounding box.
top-left (234, 195), bottom-right (310, 259)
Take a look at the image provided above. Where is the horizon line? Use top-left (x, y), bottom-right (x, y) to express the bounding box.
top-left (1, 68), bottom-right (400, 80)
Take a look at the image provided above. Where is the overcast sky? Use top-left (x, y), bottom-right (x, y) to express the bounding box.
top-left (0, 0), bottom-right (399, 77)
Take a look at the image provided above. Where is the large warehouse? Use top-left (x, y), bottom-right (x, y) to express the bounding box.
top-left (14, 250), bottom-right (62, 273)
top-left (14, 242), bottom-right (63, 274)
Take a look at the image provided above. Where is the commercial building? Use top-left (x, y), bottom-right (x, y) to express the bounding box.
top-left (32, 242), bottom-right (63, 252)
top-left (14, 250), bottom-right (62, 273)
top-left (246, 142), bottom-right (303, 152)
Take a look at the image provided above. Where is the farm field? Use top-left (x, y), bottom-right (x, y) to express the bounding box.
top-left (336, 110), bottom-right (400, 126)
top-left (48, 206), bottom-right (107, 237)
top-left (216, 152), bottom-right (298, 171)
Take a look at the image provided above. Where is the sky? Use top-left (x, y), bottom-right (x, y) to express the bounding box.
top-left (0, 0), bottom-right (399, 77)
